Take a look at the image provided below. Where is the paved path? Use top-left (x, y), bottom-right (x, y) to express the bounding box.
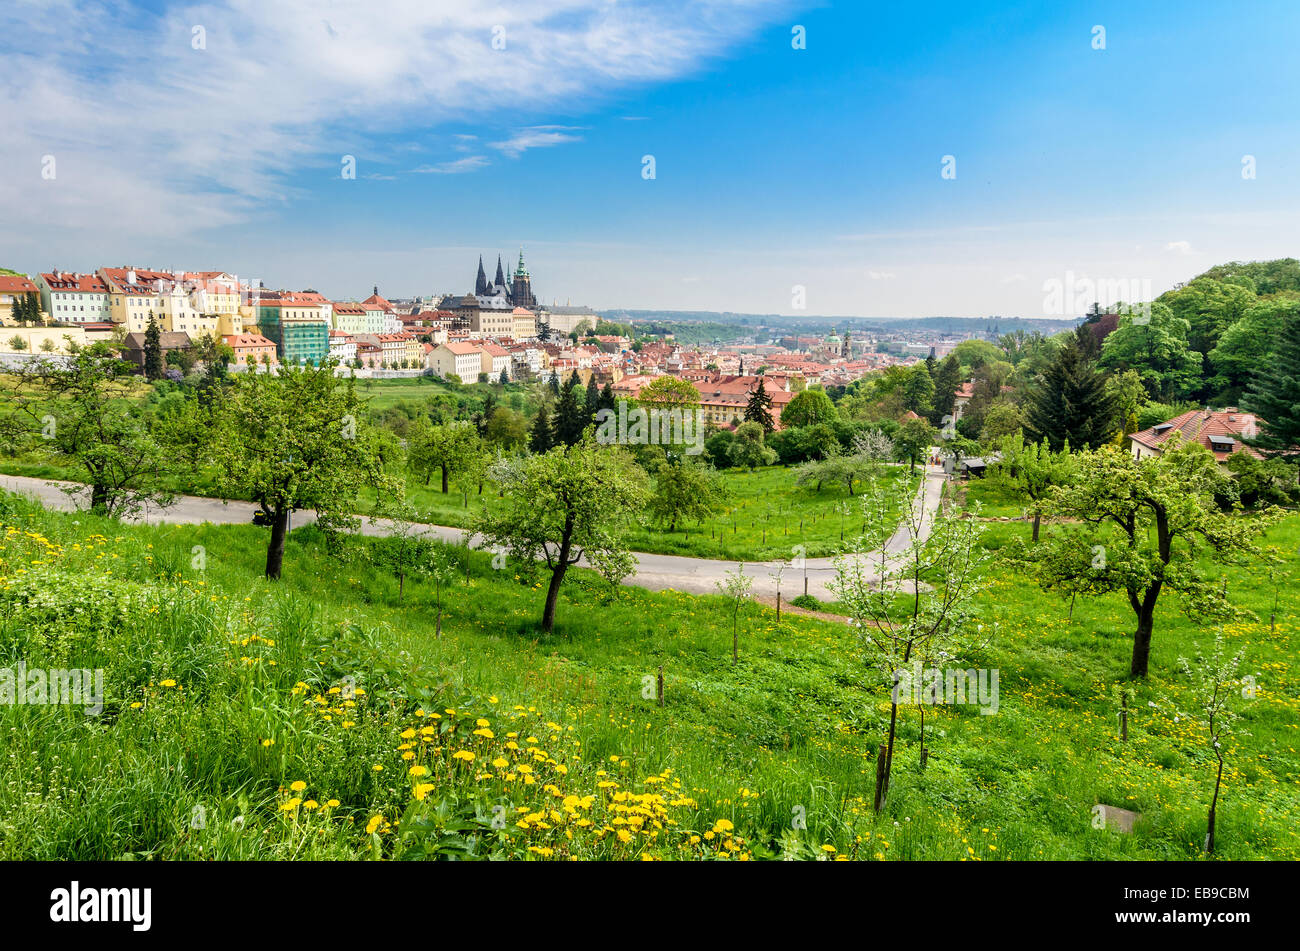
top-left (1, 467), bottom-right (947, 601)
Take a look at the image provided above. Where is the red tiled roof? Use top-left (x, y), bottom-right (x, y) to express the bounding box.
top-left (1129, 408), bottom-right (1263, 461)
top-left (0, 275), bottom-right (38, 294)
top-left (40, 272), bottom-right (108, 293)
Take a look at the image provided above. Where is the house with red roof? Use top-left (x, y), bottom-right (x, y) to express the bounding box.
top-left (1129, 408), bottom-right (1263, 463)
top-left (0, 274), bottom-right (46, 325)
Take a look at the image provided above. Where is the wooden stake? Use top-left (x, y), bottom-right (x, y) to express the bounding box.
top-left (873, 743), bottom-right (888, 813)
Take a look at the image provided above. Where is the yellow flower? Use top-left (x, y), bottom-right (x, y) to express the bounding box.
top-left (366, 816), bottom-right (385, 834)
top-left (372, 764), bottom-right (384, 772)
top-left (289, 780), bottom-right (307, 793)
top-left (159, 679), bottom-right (177, 688)
top-left (452, 750), bottom-right (475, 762)
top-left (409, 765), bottom-right (430, 777)
top-left (413, 783), bottom-right (435, 800)
top-left (303, 800), bottom-right (319, 810)
top-left (492, 757), bottom-right (509, 769)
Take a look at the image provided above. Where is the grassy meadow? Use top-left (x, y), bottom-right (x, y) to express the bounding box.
top-left (1, 478), bottom-right (1296, 861)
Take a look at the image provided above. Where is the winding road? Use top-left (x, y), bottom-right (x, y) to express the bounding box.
top-left (1, 466), bottom-right (947, 601)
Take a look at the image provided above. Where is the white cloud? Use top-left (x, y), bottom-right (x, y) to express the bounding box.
top-left (412, 156), bottom-right (490, 175)
top-left (0, 0), bottom-right (793, 248)
top-left (1165, 240), bottom-right (1194, 254)
top-left (489, 126), bottom-right (584, 158)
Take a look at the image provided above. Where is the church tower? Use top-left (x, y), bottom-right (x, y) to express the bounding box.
top-left (510, 248), bottom-right (536, 309)
top-left (494, 255), bottom-right (507, 291)
top-left (475, 256), bottom-right (489, 296)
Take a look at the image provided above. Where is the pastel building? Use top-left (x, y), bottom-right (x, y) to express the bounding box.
top-left (37, 271), bottom-right (112, 323)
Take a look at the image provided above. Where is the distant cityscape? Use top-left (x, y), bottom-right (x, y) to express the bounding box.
top-left (0, 255), bottom-right (1080, 429)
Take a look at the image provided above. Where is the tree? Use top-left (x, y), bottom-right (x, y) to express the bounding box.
top-left (780, 388), bottom-right (837, 428)
top-left (649, 457), bottom-right (728, 532)
top-left (1034, 441), bottom-right (1268, 677)
top-left (473, 439), bottom-right (647, 634)
top-left (143, 313), bottom-right (164, 381)
top-left (552, 378), bottom-right (591, 447)
top-left (929, 353), bottom-right (963, 425)
top-left (1208, 299), bottom-right (1295, 400)
top-left (408, 419), bottom-right (482, 493)
top-left (715, 564), bottom-right (754, 663)
top-left (901, 363), bottom-right (935, 416)
top-left (744, 379), bottom-right (774, 433)
top-left (1242, 307), bottom-right (1300, 458)
top-left (830, 473), bottom-right (989, 808)
top-left (1174, 632), bottom-right (1247, 854)
top-left (727, 420), bottom-right (777, 470)
top-left (484, 406), bottom-right (529, 450)
top-left (528, 405), bottom-right (555, 454)
top-left (1098, 304), bottom-right (1201, 402)
top-left (978, 399), bottom-right (1023, 445)
top-left (499, 367), bottom-right (510, 386)
top-left (207, 364), bottom-right (394, 580)
top-left (951, 338), bottom-right (1002, 370)
top-left (0, 343), bottom-right (176, 518)
top-left (995, 433), bottom-right (1075, 542)
top-left (8, 335), bottom-right (27, 351)
top-left (1024, 333), bottom-right (1116, 450)
top-left (894, 417), bottom-right (934, 473)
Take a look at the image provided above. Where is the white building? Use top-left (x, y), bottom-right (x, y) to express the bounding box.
top-left (36, 271), bottom-right (112, 323)
top-left (427, 341), bottom-right (483, 381)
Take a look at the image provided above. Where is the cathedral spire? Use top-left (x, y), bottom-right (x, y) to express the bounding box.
top-left (494, 255), bottom-right (506, 288)
top-left (475, 256), bottom-right (488, 296)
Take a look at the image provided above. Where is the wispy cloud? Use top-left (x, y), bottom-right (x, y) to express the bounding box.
top-left (412, 156), bottom-right (490, 175)
top-left (489, 126), bottom-right (584, 158)
top-left (0, 0), bottom-right (791, 247)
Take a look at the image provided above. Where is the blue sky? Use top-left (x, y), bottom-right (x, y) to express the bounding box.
top-left (2, 0), bottom-right (1298, 316)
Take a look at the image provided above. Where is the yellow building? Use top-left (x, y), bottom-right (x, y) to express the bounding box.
top-left (0, 274), bottom-right (48, 326)
top-left (100, 267), bottom-right (168, 333)
top-left (511, 307), bottom-right (536, 339)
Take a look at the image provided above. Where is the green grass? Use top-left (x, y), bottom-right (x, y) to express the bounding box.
top-left (1, 482), bottom-right (1297, 861)
top-left (0, 453), bottom-right (919, 562)
top-left (396, 463), bottom-right (919, 561)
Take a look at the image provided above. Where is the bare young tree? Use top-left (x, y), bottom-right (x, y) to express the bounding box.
top-left (715, 563), bottom-right (754, 663)
top-left (830, 477), bottom-right (989, 809)
top-left (1175, 632), bottom-right (1248, 855)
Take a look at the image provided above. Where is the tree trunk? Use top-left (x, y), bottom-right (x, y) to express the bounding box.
top-left (90, 482), bottom-right (111, 517)
top-left (1206, 753), bottom-right (1224, 853)
top-left (1129, 593), bottom-right (1158, 678)
top-left (1032, 511), bottom-right (1041, 542)
top-left (541, 519), bottom-right (575, 634)
top-left (265, 507), bottom-right (289, 580)
top-left (441, 465), bottom-right (449, 493)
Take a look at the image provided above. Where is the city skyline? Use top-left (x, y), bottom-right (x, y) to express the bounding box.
top-left (3, 0), bottom-right (1299, 316)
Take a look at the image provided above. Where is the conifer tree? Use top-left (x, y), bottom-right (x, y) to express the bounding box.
top-left (1023, 335), bottom-right (1116, 450)
top-left (744, 378), bottom-right (774, 433)
top-left (143, 312), bottom-right (164, 380)
top-left (529, 405), bottom-right (555, 454)
top-left (1243, 309), bottom-right (1300, 457)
